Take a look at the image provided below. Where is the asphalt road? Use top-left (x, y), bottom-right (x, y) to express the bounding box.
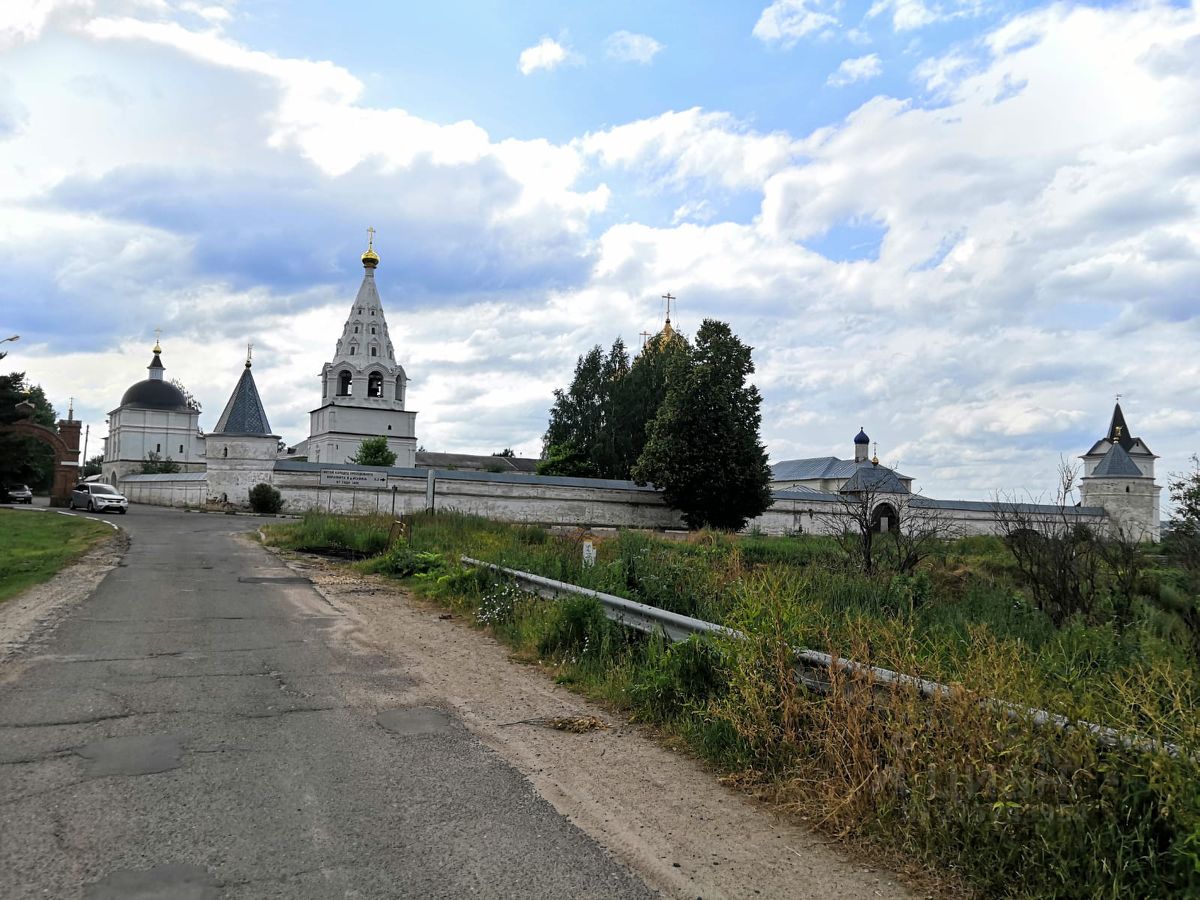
top-left (0, 504), bottom-right (655, 899)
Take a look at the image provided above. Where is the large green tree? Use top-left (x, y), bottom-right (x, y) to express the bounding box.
top-left (539, 339), bottom-right (630, 478)
top-left (349, 435), bottom-right (397, 467)
top-left (632, 320), bottom-right (772, 530)
top-left (0, 372), bottom-right (57, 490)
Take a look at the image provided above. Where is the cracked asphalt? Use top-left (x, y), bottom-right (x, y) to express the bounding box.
top-left (0, 506), bottom-right (655, 899)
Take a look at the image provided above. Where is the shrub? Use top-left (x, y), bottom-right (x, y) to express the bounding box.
top-left (629, 635), bottom-right (727, 721)
top-left (366, 546), bottom-right (444, 578)
top-left (248, 482), bottom-right (283, 514)
top-left (537, 596), bottom-right (610, 661)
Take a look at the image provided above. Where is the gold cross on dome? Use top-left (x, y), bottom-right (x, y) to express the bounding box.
top-left (366, 226), bottom-right (376, 250)
top-left (661, 292), bottom-right (675, 321)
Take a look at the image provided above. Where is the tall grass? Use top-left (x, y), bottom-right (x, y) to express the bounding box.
top-left (263, 511), bottom-right (1200, 897)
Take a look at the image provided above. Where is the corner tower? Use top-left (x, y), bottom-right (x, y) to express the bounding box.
top-left (1079, 402), bottom-right (1162, 541)
top-left (306, 233), bottom-right (417, 466)
top-left (207, 349), bottom-right (281, 506)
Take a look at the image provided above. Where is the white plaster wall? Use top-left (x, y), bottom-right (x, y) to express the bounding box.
top-left (206, 435), bottom-right (279, 505)
top-left (105, 407), bottom-right (205, 465)
top-left (121, 475), bottom-right (206, 507)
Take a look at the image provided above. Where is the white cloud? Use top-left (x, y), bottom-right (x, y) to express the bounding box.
top-left (517, 36), bottom-right (578, 75)
top-left (578, 108), bottom-right (800, 191)
top-left (827, 54), bottom-right (882, 87)
top-left (867, 0), bottom-right (982, 32)
top-left (753, 0), bottom-right (837, 48)
top-left (605, 30), bottom-right (663, 64)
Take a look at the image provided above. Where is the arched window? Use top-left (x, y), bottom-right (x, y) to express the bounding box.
top-left (370, 326), bottom-right (376, 334)
top-left (354, 325), bottom-right (360, 333)
top-left (338, 371), bottom-right (352, 396)
top-left (370, 346), bottom-right (377, 357)
top-left (368, 372), bottom-right (383, 397)
top-left (349, 346), bottom-right (356, 356)
top-left (395, 376), bottom-right (404, 402)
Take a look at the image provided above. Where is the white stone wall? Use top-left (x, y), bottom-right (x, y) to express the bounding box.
top-left (118, 459), bottom-right (1118, 540)
top-left (121, 473), bottom-right (207, 507)
top-left (205, 434), bottom-right (280, 505)
top-left (1080, 478), bottom-right (1162, 541)
top-left (271, 465), bottom-right (684, 528)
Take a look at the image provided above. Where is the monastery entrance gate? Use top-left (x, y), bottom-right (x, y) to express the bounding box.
top-left (0, 411), bottom-right (82, 507)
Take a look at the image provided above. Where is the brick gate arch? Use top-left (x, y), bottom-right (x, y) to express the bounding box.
top-left (0, 418), bottom-right (82, 507)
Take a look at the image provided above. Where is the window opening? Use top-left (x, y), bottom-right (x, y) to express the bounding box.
top-left (368, 372), bottom-right (384, 397)
top-left (338, 371), bottom-right (352, 395)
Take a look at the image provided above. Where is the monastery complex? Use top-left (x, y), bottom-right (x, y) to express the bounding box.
top-left (101, 238), bottom-right (1163, 541)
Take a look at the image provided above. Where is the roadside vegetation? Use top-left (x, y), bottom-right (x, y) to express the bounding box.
top-left (264, 509), bottom-right (1200, 898)
top-left (0, 510), bottom-right (115, 602)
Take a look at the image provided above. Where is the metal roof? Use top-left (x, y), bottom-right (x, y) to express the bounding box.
top-left (1089, 443), bottom-right (1143, 478)
top-left (213, 365), bottom-right (273, 436)
top-left (771, 457), bottom-right (859, 480)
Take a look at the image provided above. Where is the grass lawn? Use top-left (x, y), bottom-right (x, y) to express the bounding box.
top-left (0, 510), bottom-right (116, 603)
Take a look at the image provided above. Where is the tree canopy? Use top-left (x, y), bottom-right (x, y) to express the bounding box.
top-left (632, 320), bottom-right (772, 530)
top-left (539, 339), bottom-right (630, 478)
top-left (350, 436), bottom-right (397, 467)
top-left (0, 372), bottom-right (57, 490)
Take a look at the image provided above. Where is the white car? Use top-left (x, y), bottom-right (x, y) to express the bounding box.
top-left (69, 482), bottom-right (129, 514)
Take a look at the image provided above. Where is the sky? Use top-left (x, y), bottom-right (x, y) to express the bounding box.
top-left (0, 0), bottom-right (1197, 505)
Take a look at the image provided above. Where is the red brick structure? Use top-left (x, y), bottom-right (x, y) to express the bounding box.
top-left (0, 417), bottom-right (81, 507)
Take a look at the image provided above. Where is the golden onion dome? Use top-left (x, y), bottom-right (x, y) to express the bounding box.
top-left (361, 226), bottom-right (380, 268)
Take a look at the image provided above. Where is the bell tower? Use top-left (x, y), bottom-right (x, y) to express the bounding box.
top-left (306, 231), bottom-right (418, 466)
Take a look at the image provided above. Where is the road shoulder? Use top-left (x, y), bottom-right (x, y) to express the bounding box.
top-left (0, 522), bottom-right (127, 666)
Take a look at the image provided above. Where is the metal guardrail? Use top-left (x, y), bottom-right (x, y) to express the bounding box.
top-left (461, 556), bottom-right (1185, 758)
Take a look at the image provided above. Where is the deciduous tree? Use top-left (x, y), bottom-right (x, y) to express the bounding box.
top-left (0, 372), bottom-right (57, 490)
top-left (349, 435), bottom-right (396, 467)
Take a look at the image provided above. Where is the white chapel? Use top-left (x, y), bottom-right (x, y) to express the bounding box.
top-left (304, 234), bottom-right (418, 466)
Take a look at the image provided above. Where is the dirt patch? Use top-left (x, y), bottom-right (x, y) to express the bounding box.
top-left (0, 529), bottom-right (127, 668)
top-left (274, 550), bottom-right (922, 900)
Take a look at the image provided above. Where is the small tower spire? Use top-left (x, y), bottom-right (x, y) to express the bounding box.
top-left (148, 332), bottom-right (165, 381)
top-left (246, 343), bottom-right (254, 369)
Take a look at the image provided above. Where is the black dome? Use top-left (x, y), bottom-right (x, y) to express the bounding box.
top-left (854, 428), bottom-right (870, 445)
top-left (120, 379), bottom-right (190, 411)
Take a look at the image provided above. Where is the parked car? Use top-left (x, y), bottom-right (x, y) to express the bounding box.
top-left (0, 483), bottom-right (33, 504)
top-left (69, 482), bottom-right (129, 514)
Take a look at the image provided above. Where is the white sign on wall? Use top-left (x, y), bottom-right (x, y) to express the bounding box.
top-left (319, 469), bottom-right (387, 488)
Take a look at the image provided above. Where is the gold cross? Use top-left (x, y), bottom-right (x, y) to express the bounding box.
top-left (246, 343), bottom-right (253, 364)
top-left (661, 292), bottom-right (675, 321)
top-left (367, 226), bottom-right (376, 250)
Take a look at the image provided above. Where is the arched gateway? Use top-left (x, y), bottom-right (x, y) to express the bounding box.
top-left (0, 411), bottom-right (82, 507)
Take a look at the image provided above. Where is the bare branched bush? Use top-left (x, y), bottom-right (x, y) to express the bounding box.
top-left (820, 477), bottom-right (958, 575)
top-left (992, 462), bottom-right (1102, 627)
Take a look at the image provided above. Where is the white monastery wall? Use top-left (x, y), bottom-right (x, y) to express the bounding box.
top-left (120, 473), bottom-right (207, 507)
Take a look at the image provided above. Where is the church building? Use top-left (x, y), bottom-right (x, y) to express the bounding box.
top-left (770, 428), bottom-right (914, 495)
top-left (304, 233), bottom-right (418, 466)
top-left (101, 340), bottom-right (205, 485)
